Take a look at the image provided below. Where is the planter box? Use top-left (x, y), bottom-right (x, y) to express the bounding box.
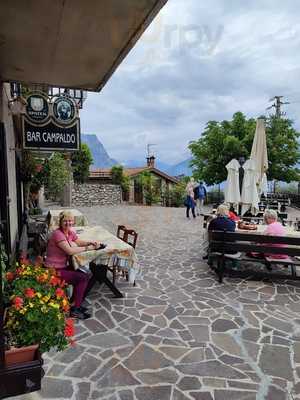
top-left (0, 349), bottom-right (43, 399)
top-left (5, 344), bottom-right (39, 367)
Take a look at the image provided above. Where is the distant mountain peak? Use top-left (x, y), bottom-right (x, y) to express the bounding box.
top-left (81, 134), bottom-right (117, 168)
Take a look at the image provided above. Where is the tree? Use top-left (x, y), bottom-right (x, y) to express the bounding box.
top-left (111, 165), bottom-right (130, 192)
top-left (166, 179), bottom-right (187, 207)
top-left (71, 143), bottom-right (93, 183)
top-left (189, 112), bottom-right (300, 185)
top-left (47, 153), bottom-right (70, 201)
top-left (138, 171), bottom-right (161, 205)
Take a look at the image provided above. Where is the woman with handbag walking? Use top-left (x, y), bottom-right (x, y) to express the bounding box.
top-left (185, 178), bottom-right (196, 219)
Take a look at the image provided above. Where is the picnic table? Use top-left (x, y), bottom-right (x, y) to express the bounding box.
top-left (237, 223), bottom-right (300, 238)
top-left (72, 225), bottom-right (140, 298)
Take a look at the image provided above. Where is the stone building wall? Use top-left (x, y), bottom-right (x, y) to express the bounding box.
top-left (72, 183), bottom-right (122, 206)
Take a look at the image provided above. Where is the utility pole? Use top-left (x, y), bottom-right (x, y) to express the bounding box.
top-left (266, 96), bottom-right (290, 118)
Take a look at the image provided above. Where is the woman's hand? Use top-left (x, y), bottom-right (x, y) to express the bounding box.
top-left (88, 241), bottom-right (99, 247)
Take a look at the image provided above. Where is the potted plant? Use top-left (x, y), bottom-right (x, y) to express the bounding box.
top-left (3, 260), bottom-right (75, 366)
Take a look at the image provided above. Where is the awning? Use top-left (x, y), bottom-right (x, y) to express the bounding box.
top-left (0, 0), bottom-right (167, 91)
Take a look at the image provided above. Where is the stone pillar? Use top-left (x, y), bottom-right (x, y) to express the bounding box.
top-left (38, 186), bottom-right (45, 209)
top-left (129, 181), bottom-right (134, 203)
top-left (61, 153), bottom-right (73, 207)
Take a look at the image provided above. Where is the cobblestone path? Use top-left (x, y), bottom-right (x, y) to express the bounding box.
top-left (32, 206), bottom-right (300, 399)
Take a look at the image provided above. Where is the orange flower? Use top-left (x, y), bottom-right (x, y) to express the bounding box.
top-left (24, 288), bottom-right (35, 298)
top-left (55, 288), bottom-right (64, 298)
top-left (37, 274), bottom-right (46, 283)
top-left (5, 271), bottom-right (14, 281)
top-left (13, 296), bottom-right (24, 310)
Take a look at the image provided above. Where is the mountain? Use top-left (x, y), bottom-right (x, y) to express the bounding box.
top-left (81, 134), bottom-right (118, 168)
top-left (169, 158), bottom-right (193, 177)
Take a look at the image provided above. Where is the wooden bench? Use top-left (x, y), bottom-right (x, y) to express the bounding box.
top-left (209, 230), bottom-right (300, 283)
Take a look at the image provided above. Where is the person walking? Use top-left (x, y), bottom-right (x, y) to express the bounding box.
top-left (194, 181), bottom-right (207, 216)
top-left (185, 178), bottom-right (196, 219)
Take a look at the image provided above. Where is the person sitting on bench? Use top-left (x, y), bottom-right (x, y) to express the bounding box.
top-left (249, 209), bottom-right (288, 260)
top-left (208, 204), bottom-right (236, 233)
top-left (263, 209), bottom-right (288, 259)
top-left (207, 205), bottom-right (239, 266)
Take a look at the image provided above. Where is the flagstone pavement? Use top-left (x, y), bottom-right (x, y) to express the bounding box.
top-left (15, 205), bottom-right (300, 400)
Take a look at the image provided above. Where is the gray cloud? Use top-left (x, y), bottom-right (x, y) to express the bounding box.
top-left (80, 0), bottom-right (300, 165)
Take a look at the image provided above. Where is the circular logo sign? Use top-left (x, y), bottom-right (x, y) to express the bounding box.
top-left (26, 93), bottom-right (49, 123)
top-left (52, 96), bottom-right (76, 125)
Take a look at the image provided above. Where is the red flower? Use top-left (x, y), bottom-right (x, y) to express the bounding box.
top-left (5, 271), bottom-right (14, 281)
top-left (55, 288), bottom-right (64, 298)
top-left (64, 318), bottom-right (75, 337)
top-left (24, 288), bottom-right (35, 298)
top-left (36, 164), bottom-right (43, 172)
top-left (13, 296), bottom-right (24, 310)
top-left (49, 275), bottom-right (61, 286)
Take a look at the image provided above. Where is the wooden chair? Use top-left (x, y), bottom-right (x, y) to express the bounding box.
top-left (115, 225), bottom-right (138, 284)
top-left (117, 225), bottom-right (138, 249)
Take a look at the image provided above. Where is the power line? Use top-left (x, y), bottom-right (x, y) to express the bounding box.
top-left (266, 96), bottom-right (290, 118)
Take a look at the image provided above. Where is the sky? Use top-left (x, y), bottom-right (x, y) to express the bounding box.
top-left (80, 0), bottom-right (300, 166)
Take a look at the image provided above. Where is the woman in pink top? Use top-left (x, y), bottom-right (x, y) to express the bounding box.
top-left (263, 209), bottom-right (288, 259)
top-left (46, 211), bottom-right (101, 319)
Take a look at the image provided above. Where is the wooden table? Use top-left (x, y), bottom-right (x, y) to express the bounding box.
top-left (237, 224), bottom-right (300, 238)
top-left (72, 226), bottom-right (139, 298)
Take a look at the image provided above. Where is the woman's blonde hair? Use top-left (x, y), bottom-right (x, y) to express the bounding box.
top-left (59, 211), bottom-right (74, 228)
top-left (264, 209), bottom-right (278, 222)
top-left (217, 204), bottom-right (229, 217)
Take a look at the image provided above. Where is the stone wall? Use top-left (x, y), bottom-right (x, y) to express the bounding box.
top-left (72, 183), bottom-right (122, 206)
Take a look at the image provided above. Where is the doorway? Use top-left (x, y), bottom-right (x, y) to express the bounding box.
top-left (0, 123), bottom-right (11, 254)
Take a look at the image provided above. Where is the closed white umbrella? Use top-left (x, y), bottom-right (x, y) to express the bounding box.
top-left (250, 118), bottom-right (268, 193)
top-left (241, 159), bottom-right (260, 215)
top-left (224, 159), bottom-right (240, 205)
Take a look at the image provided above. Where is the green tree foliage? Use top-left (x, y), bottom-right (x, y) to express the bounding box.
top-left (138, 171), bottom-right (161, 205)
top-left (111, 165), bottom-right (130, 192)
top-left (189, 112), bottom-right (300, 185)
top-left (71, 143), bottom-right (93, 183)
top-left (47, 153), bottom-right (70, 201)
top-left (167, 180), bottom-right (187, 207)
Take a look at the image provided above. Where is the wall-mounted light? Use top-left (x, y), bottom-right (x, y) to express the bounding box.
top-left (8, 96), bottom-right (27, 115)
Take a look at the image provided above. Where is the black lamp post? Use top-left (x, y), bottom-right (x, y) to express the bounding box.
top-left (238, 157), bottom-right (245, 216)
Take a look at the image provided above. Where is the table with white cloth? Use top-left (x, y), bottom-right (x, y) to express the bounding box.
top-left (72, 226), bottom-right (140, 298)
top-left (48, 209), bottom-right (88, 230)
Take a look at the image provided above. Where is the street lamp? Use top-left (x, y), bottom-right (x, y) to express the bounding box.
top-left (238, 156), bottom-right (245, 215)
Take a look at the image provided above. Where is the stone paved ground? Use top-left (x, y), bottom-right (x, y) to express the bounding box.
top-left (17, 205), bottom-right (300, 400)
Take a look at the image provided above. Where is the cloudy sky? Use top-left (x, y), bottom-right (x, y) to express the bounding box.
top-left (80, 0), bottom-right (300, 165)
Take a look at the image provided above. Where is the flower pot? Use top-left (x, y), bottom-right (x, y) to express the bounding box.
top-left (5, 344), bottom-right (39, 367)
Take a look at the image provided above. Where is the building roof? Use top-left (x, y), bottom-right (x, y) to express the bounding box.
top-left (0, 0), bottom-right (168, 91)
top-left (90, 167), bottom-right (179, 184)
